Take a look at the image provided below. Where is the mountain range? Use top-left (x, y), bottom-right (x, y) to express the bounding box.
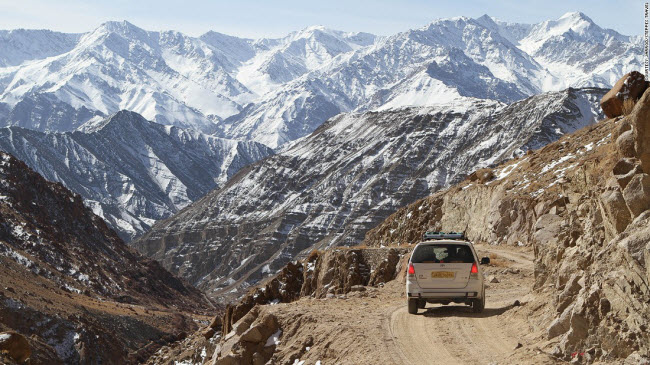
top-left (134, 87), bottom-right (606, 302)
top-left (0, 12), bottom-right (641, 148)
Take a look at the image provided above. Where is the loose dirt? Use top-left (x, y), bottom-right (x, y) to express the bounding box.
top-left (257, 244), bottom-right (558, 364)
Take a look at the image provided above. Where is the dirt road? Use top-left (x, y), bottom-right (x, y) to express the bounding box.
top-left (383, 244), bottom-right (554, 365)
top-left (243, 244), bottom-right (556, 364)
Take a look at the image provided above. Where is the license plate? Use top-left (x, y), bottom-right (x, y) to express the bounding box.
top-left (431, 271), bottom-right (455, 279)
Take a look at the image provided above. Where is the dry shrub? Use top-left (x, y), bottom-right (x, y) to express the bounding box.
top-left (307, 249), bottom-right (322, 262)
top-left (622, 98), bottom-right (636, 116)
top-left (468, 168), bottom-right (495, 184)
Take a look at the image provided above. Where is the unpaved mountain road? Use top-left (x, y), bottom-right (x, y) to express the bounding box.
top-left (382, 244), bottom-right (555, 365)
top-left (261, 244), bottom-right (557, 364)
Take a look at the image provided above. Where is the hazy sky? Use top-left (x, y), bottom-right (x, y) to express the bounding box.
top-left (0, 0), bottom-right (645, 38)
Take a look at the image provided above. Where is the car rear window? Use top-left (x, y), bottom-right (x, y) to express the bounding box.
top-left (411, 244), bottom-right (474, 263)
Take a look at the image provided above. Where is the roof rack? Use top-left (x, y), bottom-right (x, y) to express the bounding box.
top-left (422, 231), bottom-right (468, 241)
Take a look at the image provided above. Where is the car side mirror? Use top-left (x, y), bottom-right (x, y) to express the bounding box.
top-left (480, 257), bottom-right (490, 265)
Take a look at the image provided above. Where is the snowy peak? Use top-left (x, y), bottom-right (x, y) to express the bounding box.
top-left (199, 31), bottom-right (256, 65)
top-left (83, 109), bottom-right (149, 132)
top-left (236, 25), bottom-right (378, 94)
top-left (0, 13), bottom-right (642, 147)
top-left (0, 29), bottom-right (82, 67)
top-left (520, 11), bottom-right (622, 53)
top-left (92, 20), bottom-right (152, 41)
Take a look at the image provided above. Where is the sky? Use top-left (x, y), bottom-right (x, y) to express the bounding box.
top-left (0, 0), bottom-right (645, 38)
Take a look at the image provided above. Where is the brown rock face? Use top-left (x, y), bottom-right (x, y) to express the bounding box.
top-left (612, 158), bottom-right (642, 189)
top-left (622, 173), bottom-right (650, 217)
top-left (632, 88), bottom-right (650, 172)
top-left (600, 71), bottom-right (647, 119)
top-left (212, 308), bottom-right (279, 365)
top-left (0, 151), bottom-right (214, 364)
top-left (599, 189), bottom-right (631, 235)
top-left (0, 332), bottom-right (31, 363)
top-left (468, 168), bottom-right (495, 184)
top-left (221, 247), bottom-right (409, 337)
top-left (616, 130), bottom-right (636, 158)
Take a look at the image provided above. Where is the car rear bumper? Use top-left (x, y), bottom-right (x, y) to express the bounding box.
top-left (406, 279), bottom-right (483, 299)
top-left (407, 291), bottom-right (479, 299)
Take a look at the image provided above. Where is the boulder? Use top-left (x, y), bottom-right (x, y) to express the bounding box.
top-left (599, 189), bottom-right (632, 235)
top-left (548, 304), bottom-right (574, 339)
top-left (622, 173), bottom-right (650, 217)
top-left (350, 285), bottom-right (366, 292)
top-left (616, 130), bottom-right (637, 159)
top-left (0, 332), bottom-right (30, 363)
top-left (613, 158), bottom-right (642, 189)
top-left (203, 315), bottom-right (222, 339)
top-left (601, 71), bottom-right (647, 118)
top-left (240, 326), bottom-right (264, 343)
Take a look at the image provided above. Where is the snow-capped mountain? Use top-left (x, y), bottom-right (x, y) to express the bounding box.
top-left (0, 21), bottom-right (378, 136)
top-left (0, 110), bottom-right (273, 240)
top-left (1, 92), bottom-right (104, 131)
top-left (222, 12), bottom-right (639, 148)
top-left (236, 26), bottom-right (377, 96)
top-left (134, 87), bottom-right (605, 301)
top-left (0, 13), bottom-right (641, 148)
top-left (0, 29), bottom-right (81, 67)
top-left (483, 12), bottom-right (641, 88)
top-left (0, 21), bottom-right (251, 131)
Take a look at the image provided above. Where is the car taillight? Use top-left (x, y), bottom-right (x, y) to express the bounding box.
top-left (470, 262), bottom-right (478, 274)
top-left (408, 263), bottom-right (415, 275)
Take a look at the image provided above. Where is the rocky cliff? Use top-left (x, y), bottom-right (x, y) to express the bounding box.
top-left (361, 77), bottom-right (650, 362)
top-left (0, 151), bottom-right (214, 364)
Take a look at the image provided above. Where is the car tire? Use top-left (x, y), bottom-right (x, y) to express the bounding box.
top-left (408, 298), bottom-right (418, 314)
top-left (418, 299), bottom-right (426, 309)
top-left (472, 289), bottom-right (485, 313)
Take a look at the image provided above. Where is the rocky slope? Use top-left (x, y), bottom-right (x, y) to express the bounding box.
top-left (148, 76), bottom-right (650, 365)
top-left (0, 93), bottom-right (104, 132)
top-left (360, 84), bottom-right (650, 362)
top-left (0, 13), bottom-right (640, 148)
top-left (134, 87), bottom-right (605, 303)
top-left (0, 151), bottom-right (215, 364)
top-left (145, 246), bottom-right (412, 365)
top-left (0, 110), bottom-right (273, 240)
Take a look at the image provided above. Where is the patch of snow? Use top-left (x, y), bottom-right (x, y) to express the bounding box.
top-left (0, 333), bottom-right (11, 341)
top-left (540, 154), bottom-right (574, 173)
top-left (265, 329), bottom-right (282, 347)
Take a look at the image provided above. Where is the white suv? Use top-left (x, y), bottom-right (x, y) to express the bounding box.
top-left (406, 232), bottom-right (490, 314)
